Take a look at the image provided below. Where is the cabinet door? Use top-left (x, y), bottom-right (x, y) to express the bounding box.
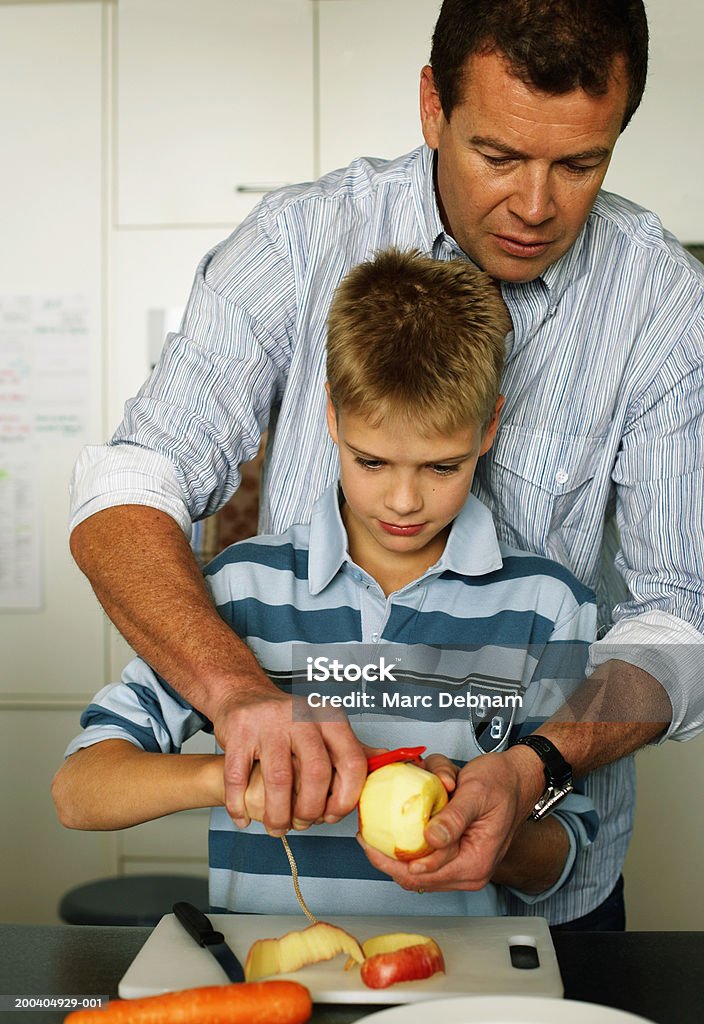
top-left (0, 710), bottom-right (117, 924)
top-left (318, 0), bottom-right (442, 175)
top-left (0, 0), bottom-right (105, 697)
top-left (116, 0), bottom-right (315, 226)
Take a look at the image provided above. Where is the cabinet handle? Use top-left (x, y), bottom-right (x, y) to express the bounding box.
top-left (234, 183), bottom-right (290, 194)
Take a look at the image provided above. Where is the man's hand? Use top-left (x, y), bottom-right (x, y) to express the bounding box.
top-left (358, 746), bottom-right (543, 891)
top-left (70, 506), bottom-right (369, 838)
top-left (214, 688), bottom-right (368, 835)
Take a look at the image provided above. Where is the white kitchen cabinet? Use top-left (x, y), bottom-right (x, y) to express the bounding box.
top-left (0, 709), bottom-right (117, 925)
top-left (116, 0), bottom-right (315, 226)
top-left (0, 1), bottom-right (105, 698)
top-left (317, 0), bottom-right (442, 175)
top-left (0, 0), bottom-right (111, 925)
top-left (109, 227), bottom-right (226, 428)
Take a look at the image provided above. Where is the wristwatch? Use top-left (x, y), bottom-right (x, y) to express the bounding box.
top-left (514, 734), bottom-right (573, 820)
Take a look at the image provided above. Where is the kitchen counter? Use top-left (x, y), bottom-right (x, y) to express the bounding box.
top-left (1, 924), bottom-right (703, 1023)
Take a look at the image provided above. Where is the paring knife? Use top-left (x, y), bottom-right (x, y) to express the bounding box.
top-left (173, 900), bottom-right (245, 983)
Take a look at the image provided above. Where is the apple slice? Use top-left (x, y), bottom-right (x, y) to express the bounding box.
top-left (358, 761), bottom-right (448, 860)
top-left (344, 930), bottom-right (439, 971)
top-left (244, 921), bottom-right (364, 982)
top-left (360, 936), bottom-right (445, 989)
top-left (360, 932), bottom-right (436, 958)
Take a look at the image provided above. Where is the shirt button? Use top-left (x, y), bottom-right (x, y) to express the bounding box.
top-left (371, 632), bottom-right (379, 643)
top-left (555, 469), bottom-right (569, 485)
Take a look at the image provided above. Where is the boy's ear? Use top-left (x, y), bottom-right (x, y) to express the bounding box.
top-left (325, 383), bottom-right (339, 445)
top-left (479, 395), bottom-right (504, 456)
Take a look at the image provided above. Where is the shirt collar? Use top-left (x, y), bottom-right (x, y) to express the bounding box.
top-left (433, 492), bottom-right (504, 577)
top-left (413, 145), bottom-right (456, 258)
top-left (308, 485), bottom-right (351, 594)
top-left (536, 213), bottom-right (592, 306)
top-left (307, 483), bottom-right (503, 595)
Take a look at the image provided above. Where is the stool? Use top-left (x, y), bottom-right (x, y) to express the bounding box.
top-left (58, 874), bottom-right (209, 926)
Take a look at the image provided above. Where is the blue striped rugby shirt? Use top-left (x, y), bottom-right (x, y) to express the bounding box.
top-left (70, 144), bottom-right (704, 742)
top-left (66, 485), bottom-right (628, 925)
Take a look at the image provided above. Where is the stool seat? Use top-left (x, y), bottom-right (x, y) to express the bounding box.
top-left (59, 874), bottom-right (209, 926)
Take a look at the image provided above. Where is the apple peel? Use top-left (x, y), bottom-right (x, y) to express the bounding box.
top-left (244, 921), bottom-right (364, 982)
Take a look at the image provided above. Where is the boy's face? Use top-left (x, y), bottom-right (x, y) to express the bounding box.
top-left (326, 390), bottom-right (502, 574)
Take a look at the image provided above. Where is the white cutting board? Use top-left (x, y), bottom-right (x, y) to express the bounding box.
top-left (119, 914), bottom-right (563, 1004)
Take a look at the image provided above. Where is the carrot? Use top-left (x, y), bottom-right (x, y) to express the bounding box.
top-left (63, 980), bottom-right (312, 1024)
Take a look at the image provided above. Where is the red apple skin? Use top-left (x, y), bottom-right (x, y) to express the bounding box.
top-left (360, 940), bottom-right (445, 989)
top-left (393, 841), bottom-right (433, 862)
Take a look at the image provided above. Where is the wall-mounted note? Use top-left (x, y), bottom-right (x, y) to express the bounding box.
top-left (0, 294), bottom-right (90, 443)
top-left (0, 450), bottom-right (41, 611)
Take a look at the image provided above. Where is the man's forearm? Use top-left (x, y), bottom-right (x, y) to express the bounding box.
top-left (491, 816), bottom-right (569, 894)
top-left (52, 740), bottom-right (224, 830)
top-left (70, 504), bottom-right (273, 716)
top-left (499, 659), bottom-right (671, 828)
top-left (539, 659), bottom-right (671, 778)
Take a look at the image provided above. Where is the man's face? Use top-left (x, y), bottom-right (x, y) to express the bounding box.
top-left (420, 51), bottom-right (629, 282)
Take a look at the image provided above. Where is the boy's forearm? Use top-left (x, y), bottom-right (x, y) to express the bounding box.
top-left (52, 739), bottom-right (224, 830)
top-left (490, 816), bottom-right (569, 894)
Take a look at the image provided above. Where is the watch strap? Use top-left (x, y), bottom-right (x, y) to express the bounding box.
top-left (515, 734), bottom-right (573, 821)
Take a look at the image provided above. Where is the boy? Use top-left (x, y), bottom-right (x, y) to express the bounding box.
top-left (54, 250), bottom-right (600, 920)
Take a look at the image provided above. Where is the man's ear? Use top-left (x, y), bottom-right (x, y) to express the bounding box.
top-left (419, 65), bottom-right (445, 150)
top-left (479, 395), bottom-right (504, 456)
top-left (325, 383), bottom-right (339, 445)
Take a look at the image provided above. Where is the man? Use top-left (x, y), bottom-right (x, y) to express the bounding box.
top-left (69, 0), bottom-right (704, 927)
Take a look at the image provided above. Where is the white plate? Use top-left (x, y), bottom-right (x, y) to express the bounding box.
top-left (355, 995), bottom-right (654, 1023)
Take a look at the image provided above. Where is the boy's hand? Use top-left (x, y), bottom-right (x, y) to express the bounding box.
top-left (241, 761), bottom-right (302, 830)
top-left (422, 752), bottom-right (459, 794)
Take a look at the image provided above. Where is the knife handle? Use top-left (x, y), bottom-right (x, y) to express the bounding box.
top-left (173, 901), bottom-right (224, 947)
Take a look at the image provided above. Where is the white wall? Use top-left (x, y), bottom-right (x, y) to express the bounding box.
top-left (1, 0), bottom-right (702, 928)
top-left (603, 0), bottom-right (703, 242)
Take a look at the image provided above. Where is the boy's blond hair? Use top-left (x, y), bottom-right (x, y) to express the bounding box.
top-left (326, 248), bottom-right (509, 434)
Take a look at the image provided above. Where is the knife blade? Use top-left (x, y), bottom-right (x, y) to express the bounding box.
top-left (173, 900), bottom-right (245, 983)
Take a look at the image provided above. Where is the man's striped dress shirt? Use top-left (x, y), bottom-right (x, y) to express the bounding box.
top-left (69, 145), bottom-right (704, 741)
top-left (65, 486), bottom-right (625, 925)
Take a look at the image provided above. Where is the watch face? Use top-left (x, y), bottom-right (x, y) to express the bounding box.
top-left (531, 782), bottom-right (574, 820)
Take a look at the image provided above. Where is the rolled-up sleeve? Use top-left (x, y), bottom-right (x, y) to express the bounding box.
top-left (597, 312), bottom-right (704, 741)
top-left (69, 444), bottom-right (194, 536)
top-left (505, 791), bottom-right (599, 906)
top-left (588, 612), bottom-right (704, 742)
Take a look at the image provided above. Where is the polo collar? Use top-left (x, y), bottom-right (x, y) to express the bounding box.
top-left (307, 485), bottom-right (350, 595)
top-left (307, 484), bottom-right (503, 595)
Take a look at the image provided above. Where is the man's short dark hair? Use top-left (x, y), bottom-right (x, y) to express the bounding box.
top-left (430, 0), bottom-right (648, 131)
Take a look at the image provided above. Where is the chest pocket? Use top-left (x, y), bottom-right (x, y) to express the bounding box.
top-left (480, 427), bottom-right (607, 562)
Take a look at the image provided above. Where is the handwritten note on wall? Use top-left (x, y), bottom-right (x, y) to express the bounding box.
top-left (0, 294), bottom-right (91, 610)
top-left (0, 452), bottom-right (41, 610)
top-left (0, 294), bottom-right (91, 443)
